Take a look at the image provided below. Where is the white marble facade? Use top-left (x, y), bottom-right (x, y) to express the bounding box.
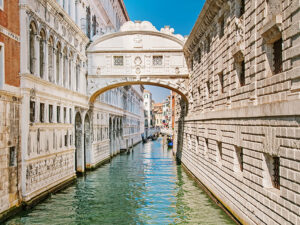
top-left (17, 0), bottom-right (142, 206)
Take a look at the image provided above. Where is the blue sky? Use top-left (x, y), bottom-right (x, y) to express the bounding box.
top-left (124, 0), bottom-right (205, 103)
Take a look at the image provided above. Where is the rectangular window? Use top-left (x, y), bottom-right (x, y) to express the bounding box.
top-left (9, 147), bottom-right (16, 167)
top-left (239, 0), bottom-right (245, 17)
top-left (206, 36), bottom-right (211, 53)
top-left (235, 146), bottom-right (243, 172)
top-left (190, 58), bottom-right (194, 71)
top-left (57, 106), bottom-right (61, 123)
top-left (219, 17), bottom-right (225, 38)
top-left (206, 81), bottom-right (210, 98)
top-left (197, 48), bottom-right (201, 63)
top-left (69, 108), bottom-right (72, 124)
top-left (238, 60), bottom-right (245, 87)
top-left (153, 56), bottom-right (163, 66)
top-left (273, 38), bottom-right (283, 75)
top-left (273, 157), bottom-right (280, 189)
top-left (40, 103), bottom-right (45, 123)
top-left (113, 56), bottom-right (123, 66)
top-left (65, 133), bottom-right (68, 147)
top-left (0, 44), bottom-right (4, 88)
top-left (219, 72), bottom-right (224, 94)
top-left (64, 107), bottom-right (67, 123)
top-left (49, 105), bottom-right (53, 123)
top-left (30, 101), bottom-right (35, 123)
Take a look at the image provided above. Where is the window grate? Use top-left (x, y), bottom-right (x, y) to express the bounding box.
top-left (153, 56), bottom-right (163, 66)
top-left (273, 38), bottom-right (283, 74)
top-left (240, 60), bottom-right (245, 86)
top-left (273, 157), bottom-right (280, 189)
top-left (114, 56), bottom-right (124, 66)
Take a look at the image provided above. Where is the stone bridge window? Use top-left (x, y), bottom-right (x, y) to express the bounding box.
top-left (197, 47), bottom-right (202, 63)
top-left (49, 105), bottom-right (53, 123)
top-left (30, 100), bottom-right (35, 123)
top-left (206, 35), bottom-right (211, 53)
top-left (40, 103), bottom-right (45, 123)
top-left (114, 56), bottom-right (124, 66)
top-left (153, 56), bottom-right (163, 66)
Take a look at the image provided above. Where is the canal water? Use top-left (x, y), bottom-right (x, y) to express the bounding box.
top-left (6, 138), bottom-right (235, 225)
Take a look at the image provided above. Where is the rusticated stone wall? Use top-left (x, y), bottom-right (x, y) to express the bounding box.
top-left (0, 92), bottom-right (20, 216)
top-left (175, 0), bottom-right (300, 224)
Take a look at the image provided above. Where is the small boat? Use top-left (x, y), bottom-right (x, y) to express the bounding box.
top-left (167, 136), bottom-right (173, 148)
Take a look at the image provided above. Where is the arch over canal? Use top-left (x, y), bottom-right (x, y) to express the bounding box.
top-left (87, 21), bottom-right (189, 104)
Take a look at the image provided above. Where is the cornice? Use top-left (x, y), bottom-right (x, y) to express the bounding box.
top-left (88, 30), bottom-right (185, 52)
top-left (184, 0), bottom-right (226, 56)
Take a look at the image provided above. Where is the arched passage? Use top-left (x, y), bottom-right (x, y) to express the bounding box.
top-left (89, 81), bottom-right (188, 105)
top-left (84, 114), bottom-right (91, 169)
top-left (75, 112), bottom-right (83, 172)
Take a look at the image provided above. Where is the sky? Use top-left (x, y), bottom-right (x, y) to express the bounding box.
top-left (124, 0), bottom-right (205, 103)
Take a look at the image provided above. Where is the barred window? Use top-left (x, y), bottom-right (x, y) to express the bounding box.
top-left (273, 38), bottom-right (283, 75)
top-left (219, 72), bottom-right (224, 94)
top-left (273, 157), bottom-right (280, 189)
top-left (219, 16), bottom-right (225, 38)
top-left (113, 56), bottom-right (124, 66)
top-left (153, 56), bottom-right (163, 66)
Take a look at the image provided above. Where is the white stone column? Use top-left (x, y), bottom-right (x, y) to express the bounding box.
top-left (59, 52), bottom-right (63, 86)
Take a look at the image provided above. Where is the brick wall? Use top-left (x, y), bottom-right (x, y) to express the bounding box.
top-left (175, 0), bottom-right (300, 224)
top-left (0, 0), bottom-right (20, 87)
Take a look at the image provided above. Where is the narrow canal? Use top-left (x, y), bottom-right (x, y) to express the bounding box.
top-left (6, 138), bottom-right (235, 225)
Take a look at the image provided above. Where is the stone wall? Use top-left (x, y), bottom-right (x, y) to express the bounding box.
top-left (176, 0), bottom-right (300, 224)
top-left (0, 92), bottom-right (21, 216)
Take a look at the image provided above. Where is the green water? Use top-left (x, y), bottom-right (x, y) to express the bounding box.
top-left (6, 138), bottom-right (236, 225)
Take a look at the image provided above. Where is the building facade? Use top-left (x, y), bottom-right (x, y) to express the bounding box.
top-left (143, 89), bottom-right (154, 137)
top-left (0, 0), bottom-right (21, 218)
top-left (0, 0), bottom-right (145, 220)
top-left (153, 103), bottom-right (164, 128)
top-left (174, 0), bottom-right (300, 224)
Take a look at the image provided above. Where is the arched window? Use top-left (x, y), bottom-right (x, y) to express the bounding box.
top-left (69, 52), bottom-right (73, 89)
top-left (29, 22), bottom-right (37, 74)
top-left (76, 57), bottom-right (80, 91)
top-left (92, 15), bottom-right (97, 37)
top-left (48, 36), bottom-right (54, 82)
top-left (56, 42), bottom-right (61, 85)
top-left (63, 47), bottom-right (68, 87)
top-left (86, 6), bottom-right (91, 39)
top-left (39, 29), bottom-right (46, 79)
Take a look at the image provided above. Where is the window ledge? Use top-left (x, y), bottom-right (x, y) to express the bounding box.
top-left (261, 15), bottom-right (282, 44)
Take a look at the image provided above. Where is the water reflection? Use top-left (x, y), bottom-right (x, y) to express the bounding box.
top-left (6, 138), bottom-right (235, 225)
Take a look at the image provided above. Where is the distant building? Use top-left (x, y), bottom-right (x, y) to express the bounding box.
top-left (163, 95), bottom-right (171, 128)
top-left (143, 89), bottom-right (154, 136)
top-left (153, 103), bottom-right (164, 127)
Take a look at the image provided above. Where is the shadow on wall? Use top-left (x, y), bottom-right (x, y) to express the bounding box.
top-left (175, 98), bottom-right (187, 165)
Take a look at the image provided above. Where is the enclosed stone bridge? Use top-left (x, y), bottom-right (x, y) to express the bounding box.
top-left (87, 21), bottom-right (189, 103)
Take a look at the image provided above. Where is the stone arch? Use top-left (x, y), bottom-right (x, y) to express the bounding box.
top-left (75, 112), bottom-right (83, 172)
top-left (89, 81), bottom-right (188, 105)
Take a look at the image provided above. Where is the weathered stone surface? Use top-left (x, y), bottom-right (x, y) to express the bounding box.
top-left (175, 0), bottom-right (300, 224)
